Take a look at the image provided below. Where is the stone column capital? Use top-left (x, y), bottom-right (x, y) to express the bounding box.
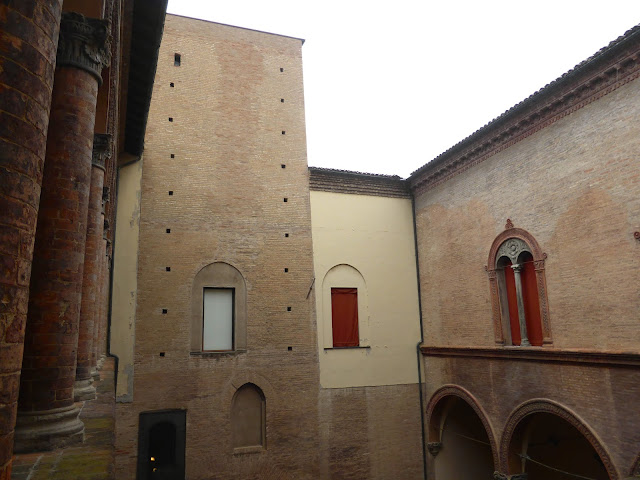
top-left (57, 12), bottom-right (112, 84)
top-left (92, 134), bottom-right (112, 170)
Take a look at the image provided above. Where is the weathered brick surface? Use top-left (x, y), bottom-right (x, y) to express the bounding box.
top-left (309, 167), bottom-right (409, 198)
top-left (414, 65), bottom-right (640, 476)
top-left (115, 15), bottom-right (321, 479)
top-left (20, 66), bottom-right (99, 413)
top-left (0, 1), bottom-right (62, 475)
top-left (318, 385), bottom-right (423, 479)
top-left (414, 77), bottom-right (640, 351)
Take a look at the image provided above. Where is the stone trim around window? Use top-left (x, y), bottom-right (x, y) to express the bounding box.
top-left (190, 262), bottom-right (247, 354)
top-left (486, 222), bottom-right (552, 346)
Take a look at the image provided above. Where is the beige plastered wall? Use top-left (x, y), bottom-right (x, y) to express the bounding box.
top-left (110, 157), bottom-right (143, 402)
top-left (310, 190), bottom-right (421, 388)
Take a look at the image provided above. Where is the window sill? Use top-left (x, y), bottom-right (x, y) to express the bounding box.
top-left (324, 345), bottom-right (371, 350)
top-left (233, 445), bottom-right (265, 455)
top-left (190, 350), bottom-right (247, 358)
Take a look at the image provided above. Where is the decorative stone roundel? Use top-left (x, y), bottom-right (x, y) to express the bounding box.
top-left (496, 238), bottom-right (531, 266)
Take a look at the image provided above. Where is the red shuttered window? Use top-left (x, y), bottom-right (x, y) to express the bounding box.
top-left (331, 288), bottom-right (359, 347)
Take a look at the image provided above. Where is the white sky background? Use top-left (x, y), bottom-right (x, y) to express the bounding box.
top-left (166, 1), bottom-right (640, 178)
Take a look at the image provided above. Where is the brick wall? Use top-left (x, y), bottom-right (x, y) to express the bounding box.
top-left (318, 385), bottom-right (424, 479)
top-left (412, 52), bottom-right (640, 476)
top-left (114, 15), bottom-right (321, 479)
top-left (413, 77), bottom-right (640, 351)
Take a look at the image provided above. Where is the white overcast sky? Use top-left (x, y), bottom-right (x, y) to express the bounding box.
top-left (166, 1), bottom-right (640, 178)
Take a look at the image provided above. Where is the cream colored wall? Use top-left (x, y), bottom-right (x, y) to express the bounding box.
top-left (110, 157), bottom-right (143, 402)
top-left (310, 190), bottom-right (421, 388)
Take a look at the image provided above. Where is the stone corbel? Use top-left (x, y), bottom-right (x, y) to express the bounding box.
top-left (427, 442), bottom-right (442, 457)
top-left (57, 12), bottom-right (112, 84)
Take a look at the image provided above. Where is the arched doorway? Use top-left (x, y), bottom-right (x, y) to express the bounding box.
top-left (427, 387), bottom-right (496, 480)
top-left (504, 401), bottom-right (616, 480)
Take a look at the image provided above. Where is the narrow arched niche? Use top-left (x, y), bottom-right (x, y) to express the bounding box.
top-left (231, 383), bottom-right (266, 452)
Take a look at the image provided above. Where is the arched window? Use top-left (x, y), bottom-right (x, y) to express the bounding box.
top-left (231, 383), bottom-right (266, 453)
top-left (190, 262), bottom-right (247, 354)
top-left (320, 264), bottom-right (370, 349)
top-left (487, 221), bottom-right (551, 346)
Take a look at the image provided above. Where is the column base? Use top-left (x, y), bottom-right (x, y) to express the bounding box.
top-left (74, 378), bottom-right (97, 401)
top-left (14, 404), bottom-right (84, 453)
top-left (91, 367), bottom-right (100, 381)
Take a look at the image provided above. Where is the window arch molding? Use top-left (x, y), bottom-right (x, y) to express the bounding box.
top-left (190, 262), bottom-right (247, 353)
top-left (320, 263), bottom-right (370, 348)
top-left (486, 223), bottom-right (552, 346)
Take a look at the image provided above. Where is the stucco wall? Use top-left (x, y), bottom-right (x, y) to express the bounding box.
top-left (111, 157), bottom-right (143, 402)
top-left (310, 191), bottom-right (421, 388)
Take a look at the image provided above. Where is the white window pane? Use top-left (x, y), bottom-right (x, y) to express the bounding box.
top-left (203, 288), bottom-right (233, 350)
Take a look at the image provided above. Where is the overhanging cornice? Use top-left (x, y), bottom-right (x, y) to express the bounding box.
top-left (409, 24), bottom-right (640, 195)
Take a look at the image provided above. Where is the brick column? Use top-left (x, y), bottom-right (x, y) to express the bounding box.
top-left (14, 12), bottom-right (111, 453)
top-left (0, 2), bottom-right (63, 476)
top-left (74, 134), bottom-right (112, 402)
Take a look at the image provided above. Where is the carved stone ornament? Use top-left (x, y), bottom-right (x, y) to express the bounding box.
top-left (57, 12), bottom-right (112, 84)
top-left (427, 442), bottom-right (442, 457)
top-left (505, 218), bottom-right (514, 230)
top-left (493, 472), bottom-right (508, 480)
top-left (103, 219), bottom-right (110, 239)
top-left (92, 134), bottom-right (112, 170)
top-left (496, 238), bottom-right (531, 265)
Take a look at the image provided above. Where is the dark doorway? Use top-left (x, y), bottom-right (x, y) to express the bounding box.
top-left (137, 409), bottom-right (186, 480)
top-left (432, 397), bottom-right (494, 480)
top-left (508, 412), bottom-right (610, 479)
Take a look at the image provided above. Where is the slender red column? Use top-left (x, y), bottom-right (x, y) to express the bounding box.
top-left (0, 1), bottom-right (63, 475)
top-left (14, 12), bottom-right (111, 453)
top-left (74, 135), bottom-right (111, 401)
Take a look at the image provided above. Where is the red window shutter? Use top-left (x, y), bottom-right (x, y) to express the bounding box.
top-left (331, 288), bottom-right (359, 347)
top-left (521, 254), bottom-right (543, 346)
top-left (503, 260), bottom-right (522, 345)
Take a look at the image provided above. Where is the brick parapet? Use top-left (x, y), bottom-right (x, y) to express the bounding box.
top-left (0, 0), bottom-right (63, 475)
top-left (309, 167), bottom-right (409, 198)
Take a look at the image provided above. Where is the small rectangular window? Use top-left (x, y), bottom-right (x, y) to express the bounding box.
top-left (203, 288), bottom-right (234, 351)
top-left (331, 288), bottom-right (359, 347)
top-left (174, 53), bottom-right (181, 66)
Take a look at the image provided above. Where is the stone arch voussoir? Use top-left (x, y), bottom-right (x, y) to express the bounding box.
top-left (426, 384), bottom-right (499, 469)
top-left (501, 398), bottom-right (619, 479)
